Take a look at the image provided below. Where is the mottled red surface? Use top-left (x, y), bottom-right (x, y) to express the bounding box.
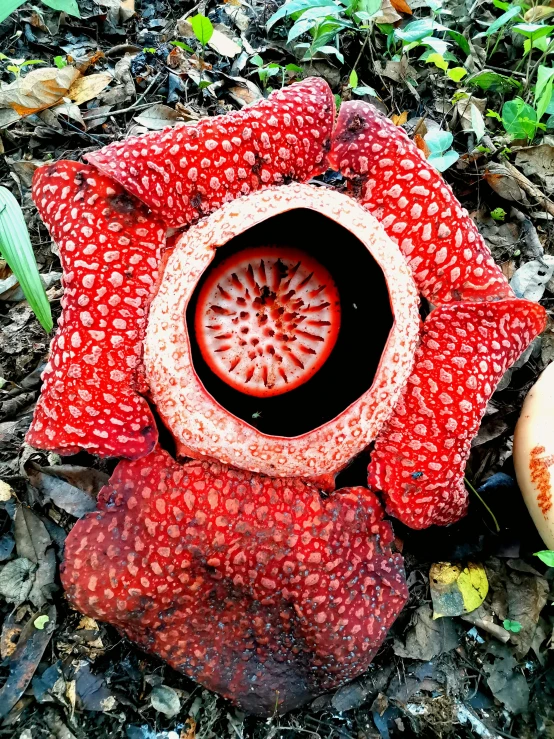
top-left (86, 78), bottom-right (335, 228)
top-left (27, 161), bottom-right (164, 459)
top-left (194, 245), bottom-right (341, 397)
top-left (61, 446), bottom-right (407, 715)
top-left (368, 299), bottom-right (547, 528)
top-left (329, 101), bottom-right (514, 305)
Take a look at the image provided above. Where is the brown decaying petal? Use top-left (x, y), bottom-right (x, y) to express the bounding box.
top-left (86, 78), bottom-right (335, 228)
top-left (329, 101), bottom-right (514, 306)
top-left (144, 183), bottom-right (420, 482)
top-left (368, 299), bottom-right (547, 529)
top-left (61, 446), bottom-right (407, 715)
top-left (26, 161), bottom-right (164, 459)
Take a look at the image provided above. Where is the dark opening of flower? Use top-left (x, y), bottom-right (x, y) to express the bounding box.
top-left (194, 245), bottom-right (341, 397)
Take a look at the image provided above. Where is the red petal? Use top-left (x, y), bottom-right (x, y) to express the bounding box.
top-left (26, 161), bottom-right (164, 459)
top-left (61, 446), bottom-right (407, 715)
top-left (329, 102), bottom-right (514, 305)
top-left (86, 78), bottom-right (335, 228)
top-left (368, 299), bottom-right (547, 529)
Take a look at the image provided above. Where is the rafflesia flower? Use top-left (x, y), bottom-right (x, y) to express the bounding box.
top-left (28, 79), bottom-right (546, 714)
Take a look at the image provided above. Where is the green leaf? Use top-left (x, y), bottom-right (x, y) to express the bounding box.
top-left (447, 30), bottom-right (470, 56)
top-left (447, 66), bottom-right (467, 82)
top-left (171, 40), bottom-right (195, 53)
top-left (41, 0), bottom-right (81, 17)
top-left (502, 97), bottom-right (538, 139)
top-left (190, 14), bottom-right (214, 46)
top-left (536, 65), bottom-right (554, 120)
top-left (427, 53), bottom-right (449, 71)
top-left (424, 129), bottom-right (454, 155)
top-left (34, 614), bottom-right (50, 630)
top-left (250, 54), bottom-right (264, 67)
top-left (503, 619), bottom-right (522, 633)
top-left (267, 0), bottom-right (339, 30)
top-left (53, 55), bottom-right (67, 68)
top-left (0, 187), bottom-right (52, 333)
top-left (394, 18), bottom-right (448, 43)
top-left (428, 150), bottom-right (459, 172)
top-left (512, 23), bottom-right (554, 39)
top-left (483, 6), bottom-right (521, 36)
top-left (0, 0), bottom-right (26, 23)
top-left (352, 85), bottom-right (377, 96)
top-left (349, 68), bottom-right (359, 88)
top-left (467, 70), bottom-right (522, 92)
top-left (490, 207), bottom-right (506, 221)
top-left (534, 550), bottom-right (554, 567)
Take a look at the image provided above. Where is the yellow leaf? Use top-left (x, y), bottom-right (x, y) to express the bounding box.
top-left (524, 5), bottom-right (554, 21)
top-left (427, 53), bottom-right (449, 71)
top-left (68, 72), bottom-right (113, 104)
top-left (0, 66), bottom-right (80, 117)
top-left (391, 110), bottom-right (408, 126)
top-left (430, 561), bottom-right (489, 619)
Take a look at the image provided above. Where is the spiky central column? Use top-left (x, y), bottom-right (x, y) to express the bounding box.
top-left (194, 246), bottom-right (341, 397)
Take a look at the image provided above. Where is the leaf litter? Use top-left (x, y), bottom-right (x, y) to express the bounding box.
top-left (1, 0), bottom-right (554, 736)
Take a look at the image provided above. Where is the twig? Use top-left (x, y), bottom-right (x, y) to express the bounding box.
top-left (352, 30), bottom-right (369, 75)
top-left (501, 160), bottom-right (554, 218)
top-left (464, 477), bottom-right (500, 532)
top-left (85, 70), bottom-right (164, 124)
top-left (84, 99), bottom-right (163, 123)
top-left (510, 207), bottom-right (544, 259)
top-left (486, 65), bottom-right (526, 79)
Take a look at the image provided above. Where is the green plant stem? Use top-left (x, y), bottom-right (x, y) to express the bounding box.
top-left (464, 477), bottom-right (500, 533)
top-left (527, 38), bottom-right (554, 88)
top-left (352, 27), bottom-right (370, 74)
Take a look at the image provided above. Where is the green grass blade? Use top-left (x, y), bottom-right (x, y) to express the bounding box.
top-left (0, 187), bottom-right (53, 333)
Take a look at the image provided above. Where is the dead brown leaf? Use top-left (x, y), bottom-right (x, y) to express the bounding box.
top-left (524, 5), bottom-right (554, 21)
top-left (376, 0), bottom-right (402, 23)
top-left (68, 72), bottom-right (112, 105)
top-left (0, 66), bottom-right (80, 117)
top-left (390, 0), bottom-right (412, 14)
top-left (391, 110), bottom-right (408, 126)
top-left (181, 717), bottom-right (196, 739)
top-left (414, 133), bottom-right (430, 157)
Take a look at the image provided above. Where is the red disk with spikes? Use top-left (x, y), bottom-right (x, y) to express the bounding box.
top-left (194, 246), bottom-right (341, 397)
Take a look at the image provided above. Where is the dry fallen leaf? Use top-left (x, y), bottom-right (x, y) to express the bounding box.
top-left (375, 0), bottom-right (403, 24)
top-left (391, 110), bottom-right (408, 126)
top-left (390, 0), bottom-right (412, 14)
top-left (0, 66), bottom-right (80, 117)
top-left (524, 5), bottom-right (554, 21)
top-left (430, 561), bottom-right (489, 618)
top-left (68, 72), bottom-right (112, 105)
top-left (514, 145), bottom-right (554, 193)
top-left (177, 18), bottom-right (241, 57)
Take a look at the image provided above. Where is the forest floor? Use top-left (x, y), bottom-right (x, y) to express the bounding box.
top-left (0, 0), bottom-right (554, 737)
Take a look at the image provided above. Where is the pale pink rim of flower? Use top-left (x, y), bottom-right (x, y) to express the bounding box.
top-left (144, 183), bottom-right (420, 480)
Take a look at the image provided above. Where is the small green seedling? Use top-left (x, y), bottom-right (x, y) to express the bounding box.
top-left (190, 14), bottom-right (214, 47)
top-left (34, 614), bottom-right (50, 630)
top-left (424, 129), bottom-right (459, 172)
top-left (491, 207), bottom-right (507, 221)
top-left (503, 619), bottom-right (522, 633)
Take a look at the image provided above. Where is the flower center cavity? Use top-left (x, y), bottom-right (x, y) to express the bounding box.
top-left (194, 246), bottom-right (341, 398)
